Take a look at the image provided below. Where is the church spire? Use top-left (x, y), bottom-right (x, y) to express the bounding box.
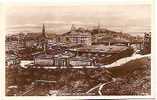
top-left (42, 24), bottom-right (46, 38)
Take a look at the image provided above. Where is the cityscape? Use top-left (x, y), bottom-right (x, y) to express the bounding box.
top-left (5, 5), bottom-right (151, 96)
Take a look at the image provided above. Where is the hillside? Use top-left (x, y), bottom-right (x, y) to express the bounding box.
top-left (91, 28), bottom-right (142, 43)
top-left (101, 57), bottom-right (151, 95)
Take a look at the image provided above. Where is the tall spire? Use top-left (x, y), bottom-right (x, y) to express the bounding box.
top-left (41, 24), bottom-right (47, 53)
top-left (42, 24), bottom-right (46, 38)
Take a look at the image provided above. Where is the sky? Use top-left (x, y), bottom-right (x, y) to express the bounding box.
top-left (5, 4), bottom-right (152, 35)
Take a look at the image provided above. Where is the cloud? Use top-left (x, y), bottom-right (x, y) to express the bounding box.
top-left (6, 5), bottom-right (151, 35)
top-left (41, 20), bottom-right (66, 25)
top-left (7, 24), bottom-right (40, 29)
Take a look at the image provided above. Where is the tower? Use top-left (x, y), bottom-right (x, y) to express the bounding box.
top-left (41, 24), bottom-right (47, 53)
top-left (42, 24), bottom-right (47, 38)
top-left (70, 24), bottom-right (76, 31)
top-left (143, 32), bottom-right (151, 54)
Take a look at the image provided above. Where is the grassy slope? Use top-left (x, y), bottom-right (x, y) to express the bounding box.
top-left (101, 57), bottom-right (151, 95)
top-left (107, 57), bottom-right (150, 78)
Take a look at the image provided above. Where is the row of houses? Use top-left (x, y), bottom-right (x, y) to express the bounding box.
top-left (14, 24), bottom-right (91, 51)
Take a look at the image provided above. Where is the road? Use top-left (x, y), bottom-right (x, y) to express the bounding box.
top-left (102, 54), bottom-right (151, 68)
top-left (86, 78), bottom-right (117, 95)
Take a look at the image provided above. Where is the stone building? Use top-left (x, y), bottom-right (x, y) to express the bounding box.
top-left (33, 53), bottom-right (70, 67)
top-left (143, 32), bottom-right (151, 54)
top-left (5, 54), bottom-right (20, 67)
top-left (69, 56), bottom-right (94, 66)
top-left (23, 36), bottom-right (37, 48)
top-left (61, 25), bottom-right (92, 46)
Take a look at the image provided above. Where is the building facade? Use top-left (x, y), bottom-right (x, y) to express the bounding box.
top-left (143, 32), bottom-right (151, 54)
top-left (61, 25), bottom-right (92, 46)
top-left (34, 53), bottom-right (70, 67)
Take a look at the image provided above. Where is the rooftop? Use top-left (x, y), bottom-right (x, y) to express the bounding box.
top-left (6, 54), bottom-right (18, 60)
top-left (70, 56), bottom-right (92, 61)
top-left (69, 45), bottom-right (128, 53)
top-left (35, 52), bottom-right (72, 59)
top-left (35, 53), bottom-right (54, 59)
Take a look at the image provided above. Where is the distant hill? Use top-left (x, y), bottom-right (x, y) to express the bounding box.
top-left (90, 28), bottom-right (143, 43)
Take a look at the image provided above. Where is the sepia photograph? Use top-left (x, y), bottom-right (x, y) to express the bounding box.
top-left (3, 0), bottom-right (153, 98)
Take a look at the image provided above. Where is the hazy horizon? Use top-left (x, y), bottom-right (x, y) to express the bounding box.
top-left (6, 4), bottom-right (151, 36)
